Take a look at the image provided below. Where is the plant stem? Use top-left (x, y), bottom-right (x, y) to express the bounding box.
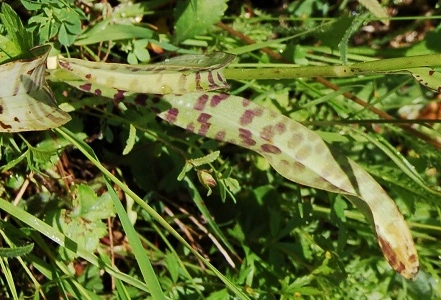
top-left (224, 54), bottom-right (441, 80)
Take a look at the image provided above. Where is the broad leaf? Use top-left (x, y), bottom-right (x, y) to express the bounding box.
top-left (0, 45), bottom-right (70, 132)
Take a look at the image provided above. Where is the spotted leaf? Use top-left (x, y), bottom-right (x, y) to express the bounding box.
top-left (58, 52), bottom-right (235, 95)
top-left (58, 53), bottom-right (419, 279)
top-left (0, 45), bottom-right (70, 132)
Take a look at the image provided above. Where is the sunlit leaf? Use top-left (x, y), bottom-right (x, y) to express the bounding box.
top-left (0, 45), bottom-right (70, 132)
top-left (58, 51), bottom-right (419, 279)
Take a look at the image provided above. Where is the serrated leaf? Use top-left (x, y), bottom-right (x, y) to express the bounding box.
top-left (188, 150), bottom-right (220, 167)
top-left (173, 0), bottom-right (228, 43)
top-left (0, 243), bottom-right (34, 258)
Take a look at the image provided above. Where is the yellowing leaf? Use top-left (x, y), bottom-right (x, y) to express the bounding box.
top-left (0, 45), bottom-right (70, 132)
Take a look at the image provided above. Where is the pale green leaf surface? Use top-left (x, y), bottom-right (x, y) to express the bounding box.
top-left (58, 52), bottom-right (234, 95)
top-left (123, 124), bottom-right (137, 155)
top-left (0, 45), bottom-right (70, 132)
top-left (358, 0), bottom-right (389, 25)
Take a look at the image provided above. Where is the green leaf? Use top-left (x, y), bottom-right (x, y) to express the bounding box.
top-left (0, 3), bottom-right (33, 56)
top-left (75, 22), bottom-right (155, 46)
top-left (173, 0), bottom-right (228, 43)
top-left (0, 243), bottom-right (34, 258)
top-left (47, 185), bottom-right (114, 261)
top-left (188, 151), bottom-right (220, 167)
top-left (72, 185), bottom-right (115, 221)
top-left (122, 124), bottom-right (137, 155)
top-left (314, 17), bottom-right (354, 49)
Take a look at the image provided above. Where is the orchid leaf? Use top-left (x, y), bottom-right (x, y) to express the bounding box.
top-left (58, 53), bottom-right (419, 279)
top-left (0, 45), bottom-right (70, 132)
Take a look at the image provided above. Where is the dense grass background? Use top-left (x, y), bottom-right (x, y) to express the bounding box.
top-left (1, 0), bottom-right (441, 299)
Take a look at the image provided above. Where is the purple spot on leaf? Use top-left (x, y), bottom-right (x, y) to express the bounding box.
top-left (165, 108), bottom-right (179, 123)
top-left (197, 113), bottom-right (212, 136)
top-left (215, 130), bottom-right (226, 141)
top-left (194, 94), bottom-right (209, 110)
top-left (239, 128), bottom-right (256, 146)
top-left (207, 71), bottom-right (216, 88)
top-left (113, 90), bottom-right (126, 102)
top-left (94, 89), bottom-right (102, 96)
top-left (261, 144), bottom-right (281, 154)
top-left (197, 112), bottom-right (212, 123)
top-left (79, 83), bottom-right (92, 92)
top-left (240, 108), bottom-right (263, 126)
top-left (187, 122), bottom-right (195, 132)
top-left (85, 74), bottom-right (92, 79)
top-left (210, 94), bottom-right (229, 107)
top-left (260, 125), bottom-right (275, 142)
top-left (276, 122), bottom-right (286, 133)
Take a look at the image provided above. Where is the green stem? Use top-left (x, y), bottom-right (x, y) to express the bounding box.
top-left (224, 54), bottom-right (441, 80)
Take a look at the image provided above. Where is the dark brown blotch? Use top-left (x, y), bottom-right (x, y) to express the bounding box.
top-left (377, 235), bottom-right (405, 274)
top-left (27, 67), bottom-right (36, 75)
top-left (0, 121), bottom-right (12, 130)
top-left (0, 105), bottom-right (3, 114)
